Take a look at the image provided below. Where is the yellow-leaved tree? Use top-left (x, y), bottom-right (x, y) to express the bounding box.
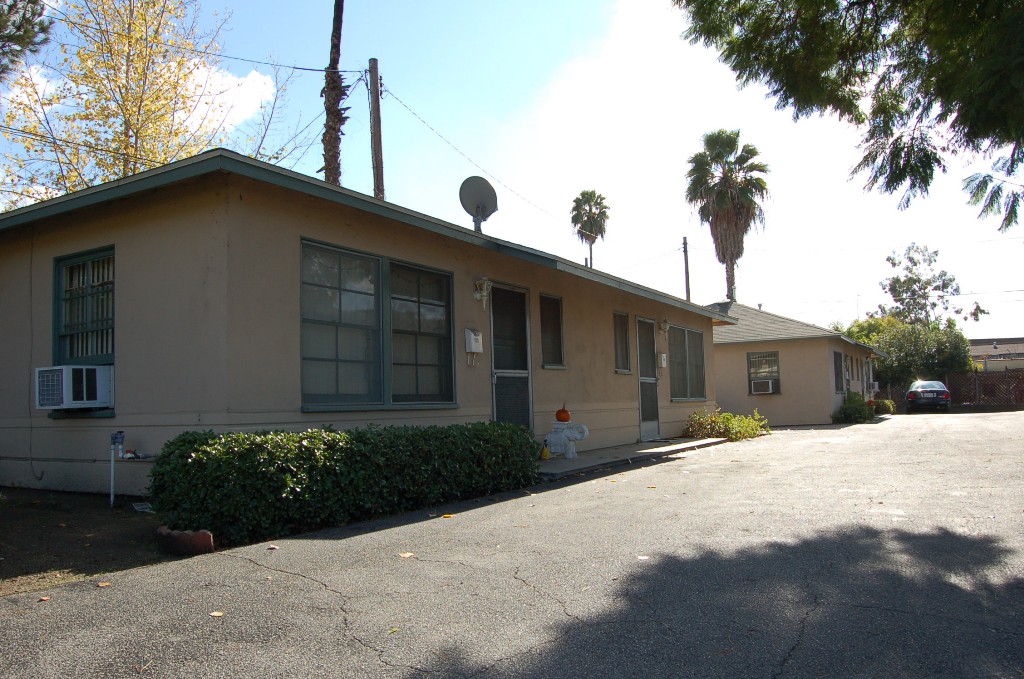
top-left (2, 0), bottom-right (295, 208)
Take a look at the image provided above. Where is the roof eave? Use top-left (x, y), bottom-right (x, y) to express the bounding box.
top-left (0, 149), bottom-right (734, 323)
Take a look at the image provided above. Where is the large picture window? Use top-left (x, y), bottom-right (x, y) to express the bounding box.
top-left (55, 248), bottom-right (114, 365)
top-left (747, 351), bottom-right (780, 394)
top-left (301, 242), bottom-right (453, 408)
top-left (668, 326), bottom-right (705, 399)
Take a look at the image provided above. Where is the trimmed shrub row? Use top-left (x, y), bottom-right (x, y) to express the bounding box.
top-left (685, 408), bottom-right (770, 441)
top-left (149, 423), bottom-right (540, 547)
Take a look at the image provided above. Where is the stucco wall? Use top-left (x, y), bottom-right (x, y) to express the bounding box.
top-left (713, 337), bottom-right (874, 426)
top-left (0, 174), bottom-right (719, 493)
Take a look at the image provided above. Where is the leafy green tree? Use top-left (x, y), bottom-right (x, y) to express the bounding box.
top-left (841, 315), bottom-right (903, 347)
top-left (685, 128), bottom-right (768, 301)
top-left (877, 244), bottom-right (987, 325)
top-left (570, 189), bottom-right (609, 268)
top-left (0, 1), bottom-right (50, 83)
top-left (872, 319), bottom-right (972, 388)
top-left (674, 0), bottom-right (1024, 230)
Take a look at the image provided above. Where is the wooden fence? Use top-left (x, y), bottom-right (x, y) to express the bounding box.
top-left (946, 369), bottom-right (1024, 407)
top-left (876, 369), bottom-right (1024, 410)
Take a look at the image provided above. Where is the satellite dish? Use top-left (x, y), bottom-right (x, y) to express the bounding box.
top-left (459, 176), bottom-right (497, 233)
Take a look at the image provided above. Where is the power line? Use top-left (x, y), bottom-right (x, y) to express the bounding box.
top-left (379, 83), bottom-right (568, 223)
top-left (41, 2), bottom-right (363, 76)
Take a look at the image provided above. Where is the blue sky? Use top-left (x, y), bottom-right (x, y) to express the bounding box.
top-left (40, 1), bottom-right (1024, 338)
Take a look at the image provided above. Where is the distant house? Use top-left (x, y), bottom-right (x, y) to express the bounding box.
top-left (706, 302), bottom-right (880, 426)
top-left (970, 338), bottom-right (1024, 372)
top-left (0, 149), bottom-right (735, 494)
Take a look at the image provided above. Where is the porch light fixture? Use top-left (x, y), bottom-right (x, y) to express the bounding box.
top-left (659, 319), bottom-right (670, 334)
top-left (474, 277), bottom-right (493, 310)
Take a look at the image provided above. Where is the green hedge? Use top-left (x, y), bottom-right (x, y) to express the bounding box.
top-left (685, 408), bottom-right (770, 441)
top-left (149, 422), bottom-right (539, 546)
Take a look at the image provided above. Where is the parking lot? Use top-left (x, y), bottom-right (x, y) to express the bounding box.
top-left (3, 412), bottom-right (1023, 678)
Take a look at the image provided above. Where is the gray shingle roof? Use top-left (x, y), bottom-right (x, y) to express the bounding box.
top-left (706, 301), bottom-right (880, 355)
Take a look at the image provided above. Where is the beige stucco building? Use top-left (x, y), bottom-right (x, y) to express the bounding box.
top-left (0, 150), bottom-right (734, 495)
top-left (707, 302), bottom-right (879, 426)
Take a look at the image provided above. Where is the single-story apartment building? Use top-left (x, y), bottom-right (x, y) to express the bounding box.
top-left (706, 301), bottom-right (880, 426)
top-left (0, 149), bottom-right (735, 494)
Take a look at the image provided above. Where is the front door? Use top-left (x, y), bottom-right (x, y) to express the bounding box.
top-left (491, 286), bottom-right (531, 428)
top-left (637, 317), bottom-right (660, 440)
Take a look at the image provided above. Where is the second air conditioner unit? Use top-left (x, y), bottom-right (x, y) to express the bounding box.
top-left (750, 379), bottom-right (774, 395)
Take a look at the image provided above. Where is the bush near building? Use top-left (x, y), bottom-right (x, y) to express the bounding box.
top-left (149, 423), bottom-right (539, 546)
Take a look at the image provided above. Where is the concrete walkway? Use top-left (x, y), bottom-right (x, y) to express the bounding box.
top-left (537, 436), bottom-right (728, 480)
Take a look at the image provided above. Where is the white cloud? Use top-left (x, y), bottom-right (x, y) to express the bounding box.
top-left (186, 63), bottom-right (276, 134)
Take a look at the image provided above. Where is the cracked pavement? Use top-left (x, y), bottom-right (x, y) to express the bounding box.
top-left (3, 412), bottom-right (1023, 677)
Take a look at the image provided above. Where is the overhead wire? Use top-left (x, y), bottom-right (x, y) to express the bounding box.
top-left (40, 1), bottom-right (363, 76)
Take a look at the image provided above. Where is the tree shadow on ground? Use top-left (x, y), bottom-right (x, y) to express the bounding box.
top-left (408, 526), bottom-right (1024, 678)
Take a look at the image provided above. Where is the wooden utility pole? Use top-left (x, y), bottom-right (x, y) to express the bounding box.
top-left (322, 0), bottom-right (346, 185)
top-left (368, 58), bottom-right (385, 200)
top-left (683, 236), bottom-right (691, 301)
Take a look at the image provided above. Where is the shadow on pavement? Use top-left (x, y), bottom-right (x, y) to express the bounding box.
top-left (402, 526), bottom-right (1024, 678)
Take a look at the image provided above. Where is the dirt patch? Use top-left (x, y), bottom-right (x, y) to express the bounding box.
top-left (0, 486), bottom-right (179, 597)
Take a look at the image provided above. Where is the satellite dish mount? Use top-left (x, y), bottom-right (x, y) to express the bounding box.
top-left (459, 176), bottom-right (498, 233)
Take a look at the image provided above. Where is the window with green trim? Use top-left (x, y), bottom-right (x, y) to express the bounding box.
top-left (748, 351), bottom-right (781, 394)
top-left (55, 248), bottom-right (114, 365)
top-left (390, 264), bottom-right (452, 403)
top-left (300, 241), bottom-right (453, 407)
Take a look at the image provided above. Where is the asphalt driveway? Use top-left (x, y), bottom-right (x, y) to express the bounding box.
top-left (3, 412), bottom-right (1023, 678)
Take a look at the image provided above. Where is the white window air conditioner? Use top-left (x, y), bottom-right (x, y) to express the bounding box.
top-left (35, 366), bottom-right (112, 409)
top-left (750, 379), bottom-right (774, 395)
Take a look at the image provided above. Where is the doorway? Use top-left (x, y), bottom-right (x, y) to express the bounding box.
top-left (491, 286), bottom-right (531, 428)
top-left (637, 317), bottom-right (660, 440)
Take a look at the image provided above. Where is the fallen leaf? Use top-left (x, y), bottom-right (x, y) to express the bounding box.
top-left (388, 627), bottom-right (400, 635)
top-left (441, 514), bottom-right (455, 519)
top-left (267, 545), bottom-right (279, 550)
top-left (97, 581), bottom-right (112, 588)
top-left (647, 486), bottom-right (657, 489)
top-left (209, 611), bottom-right (224, 618)
top-left (38, 596), bottom-right (50, 602)
top-left (399, 552), bottom-right (415, 558)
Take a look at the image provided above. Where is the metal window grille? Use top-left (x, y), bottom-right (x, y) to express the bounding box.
top-left (58, 252), bottom-right (114, 364)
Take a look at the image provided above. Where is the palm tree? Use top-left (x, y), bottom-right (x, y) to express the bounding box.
top-left (685, 129), bottom-right (769, 301)
top-left (571, 189), bottom-right (609, 267)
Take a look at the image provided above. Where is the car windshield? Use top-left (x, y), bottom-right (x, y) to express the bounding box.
top-left (911, 381), bottom-right (946, 390)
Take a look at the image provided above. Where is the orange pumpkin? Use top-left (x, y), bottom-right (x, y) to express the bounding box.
top-left (555, 402), bottom-right (571, 422)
